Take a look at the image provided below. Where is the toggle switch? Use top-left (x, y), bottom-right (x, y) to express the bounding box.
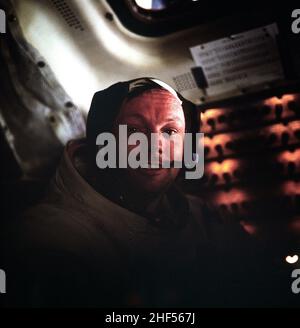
top-left (207, 118), bottom-right (216, 130)
top-left (223, 172), bottom-right (231, 184)
top-left (215, 144), bottom-right (223, 157)
top-left (281, 132), bottom-right (290, 146)
top-left (287, 161), bottom-right (296, 176)
top-left (231, 203), bottom-right (239, 212)
top-left (275, 104), bottom-right (283, 120)
top-left (210, 174), bottom-right (219, 185)
top-left (204, 146), bottom-right (210, 156)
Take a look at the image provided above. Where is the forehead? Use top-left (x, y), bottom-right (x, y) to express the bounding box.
top-left (117, 89), bottom-right (185, 122)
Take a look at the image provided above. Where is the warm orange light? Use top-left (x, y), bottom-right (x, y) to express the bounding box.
top-left (282, 94), bottom-right (296, 103)
top-left (213, 134), bottom-right (231, 146)
top-left (222, 159), bottom-right (238, 172)
top-left (215, 189), bottom-right (248, 204)
top-left (289, 218), bottom-right (300, 234)
top-left (264, 94), bottom-right (295, 106)
top-left (202, 108), bottom-right (222, 120)
top-left (204, 136), bottom-right (212, 147)
top-left (264, 96), bottom-right (282, 106)
top-left (282, 181), bottom-right (300, 195)
top-left (268, 123), bottom-right (287, 134)
top-left (209, 162), bottom-right (223, 175)
top-left (289, 121), bottom-right (300, 131)
top-left (240, 221), bottom-right (257, 235)
top-left (278, 150), bottom-right (300, 163)
top-left (208, 159), bottom-right (239, 175)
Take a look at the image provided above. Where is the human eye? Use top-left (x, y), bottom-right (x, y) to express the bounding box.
top-left (163, 128), bottom-right (178, 136)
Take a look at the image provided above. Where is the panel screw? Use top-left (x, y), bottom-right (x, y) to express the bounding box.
top-left (37, 61), bottom-right (46, 68)
top-left (105, 12), bottom-right (114, 21)
top-left (65, 101), bottom-right (74, 108)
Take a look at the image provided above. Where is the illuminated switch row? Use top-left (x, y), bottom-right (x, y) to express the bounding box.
top-left (277, 150), bottom-right (300, 178)
top-left (203, 151), bottom-right (300, 186)
top-left (204, 122), bottom-right (300, 159)
top-left (204, 159), bottom-right (242, 186)
top-left (210, 189), bottom-right (250, 214)
top-left (209, 184), bottom-right (300, 211)
top-left (201, 94), bottom-right (300, 134)
top-left (204, 172), bottom-right (238, 186)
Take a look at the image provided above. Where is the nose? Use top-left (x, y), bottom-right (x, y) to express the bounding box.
top-left (146, 130), bottom-right (163, 164)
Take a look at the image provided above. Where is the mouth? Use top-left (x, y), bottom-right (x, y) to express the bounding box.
top-left (132, 160), bottom-right (178, 176)
top-left (138, 167), bottom-right (165, 176)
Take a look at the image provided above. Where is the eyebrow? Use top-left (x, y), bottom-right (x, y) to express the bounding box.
top-left (164, 117), bottom-right (184, 124)
top-left (124, 114), bottom-right (184, 124)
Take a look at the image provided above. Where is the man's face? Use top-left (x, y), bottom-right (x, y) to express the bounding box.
top-left (113, 89), bottom-right (185, 193)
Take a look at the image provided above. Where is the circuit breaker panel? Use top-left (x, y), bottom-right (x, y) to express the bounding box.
top-left (185, 85), bottom-right (300, 249)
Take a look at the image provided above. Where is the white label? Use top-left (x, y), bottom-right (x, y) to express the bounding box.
top-left (190, 23), bottom-right (284, 96)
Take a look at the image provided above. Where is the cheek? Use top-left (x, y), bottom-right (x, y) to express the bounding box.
top-left (162, 138), bottom-right (184, 161)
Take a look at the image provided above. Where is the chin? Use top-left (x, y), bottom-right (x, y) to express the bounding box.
top-left (128, 169), bottom-right (178, 193)
top-left (139, 181), bottom-right (169, 193)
